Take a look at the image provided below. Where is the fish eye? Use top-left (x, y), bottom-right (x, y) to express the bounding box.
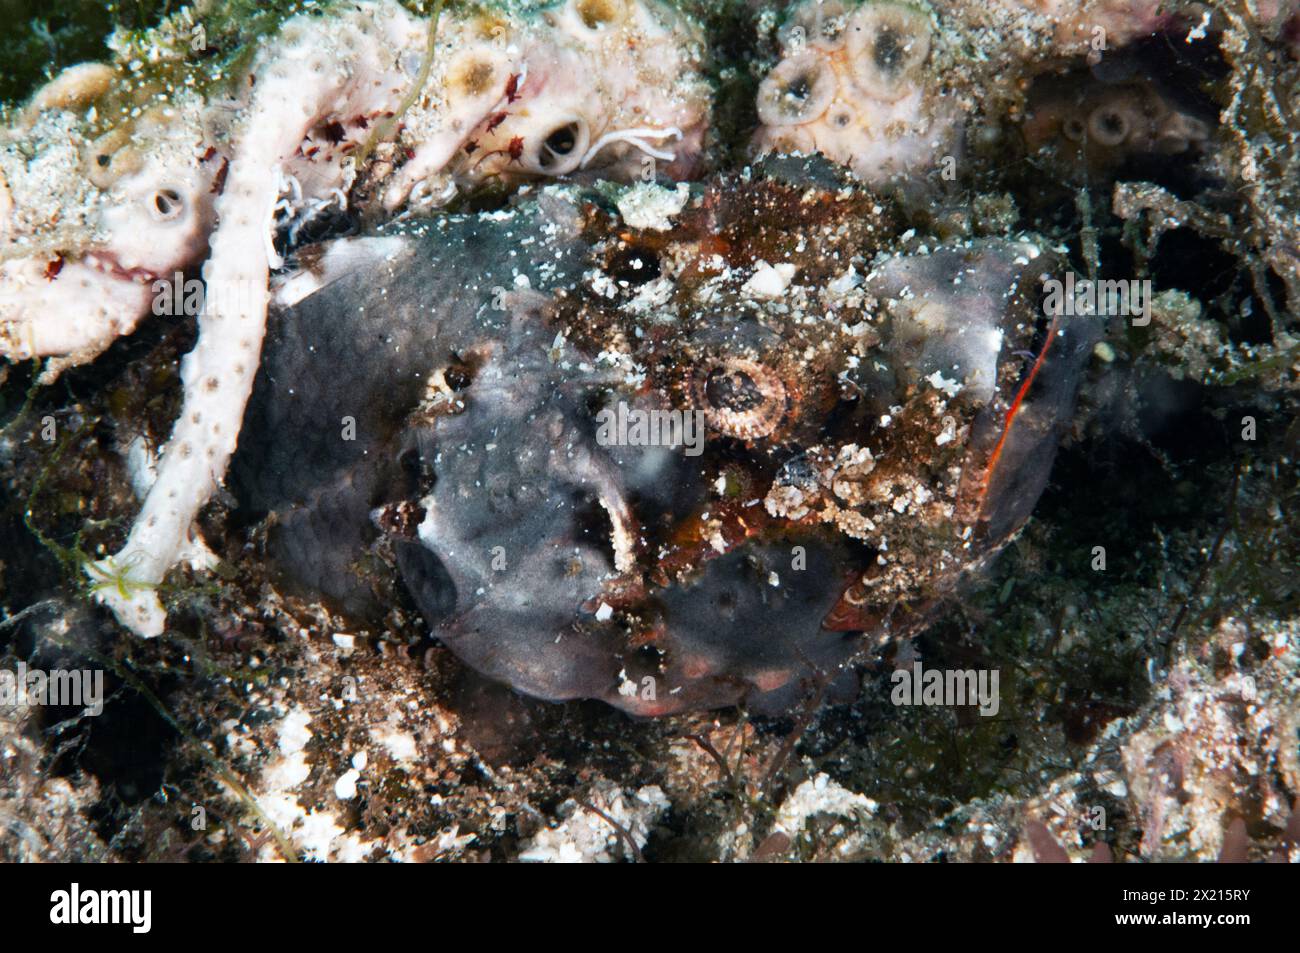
top-left (692, 358), bottom-right (788, 440)
top-left (705, 365), bottom-right (764, 412)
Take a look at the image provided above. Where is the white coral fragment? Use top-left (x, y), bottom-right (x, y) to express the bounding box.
top-left (774, 773), bottom-right (878, 836)
top-left (615, 181), bottom-right (691, 231)
top-left (519, 784), bottom-right (668, 862)
top-left (743, 260), bottom-right (798, 298)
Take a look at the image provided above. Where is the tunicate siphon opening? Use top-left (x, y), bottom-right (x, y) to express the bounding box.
top-left (779, 0), bottom-right (852, 52)
top-left (85, 128), bottom-right (141, 190)
top-left (845, 2), bottom-right (931, 102)
top-left (757, 54), bottom-right (836, 126)
top-left (449, 53), bottom-right (501, 98)
top-left (149, 187), bottom-right (186, 223)
top-left (573, 0), bottom-right (628, 31)
top-left (1088, 106), bottom-right (1131, 146)
top-left (533, 119), bottom-right (589, 175)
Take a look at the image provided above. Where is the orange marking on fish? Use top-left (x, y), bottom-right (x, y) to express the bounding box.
top-left (980, 316), bottom-right (1059, 505)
